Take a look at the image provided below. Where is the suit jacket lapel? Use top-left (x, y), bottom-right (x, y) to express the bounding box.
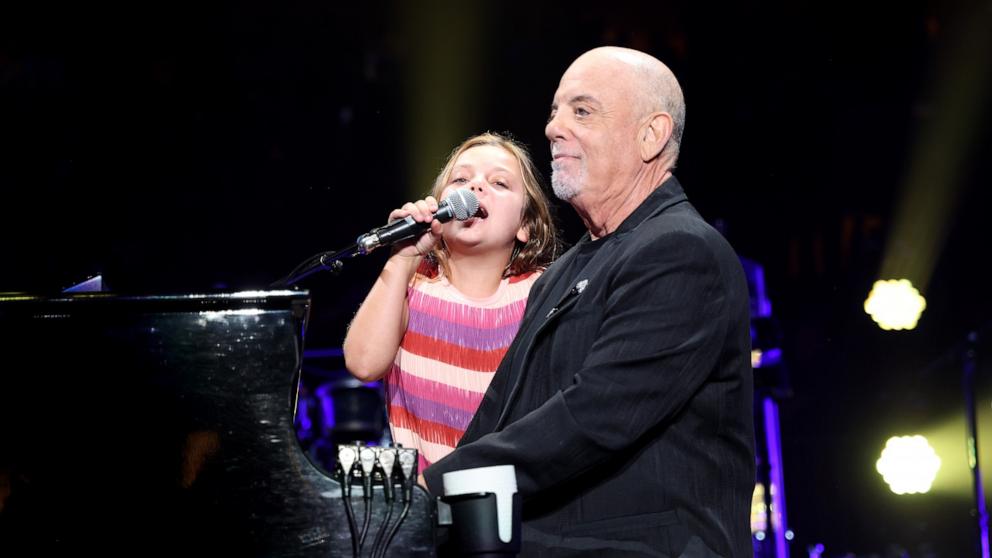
top-left (489, 243), bottom-right (608, 429)
top-left (521, 241), bottom-right (583, 321)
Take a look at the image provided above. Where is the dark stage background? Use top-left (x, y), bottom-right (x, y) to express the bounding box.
top-left (2, 1), bottom-right (991, 556)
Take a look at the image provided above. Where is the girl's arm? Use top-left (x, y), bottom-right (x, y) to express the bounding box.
top-left (343, 197), bottom-right (442, 381)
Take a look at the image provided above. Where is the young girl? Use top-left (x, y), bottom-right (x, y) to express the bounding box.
top-left (343, 132), bottom-right (559, 469)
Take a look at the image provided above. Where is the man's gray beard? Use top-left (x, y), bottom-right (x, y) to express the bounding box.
top-left (550, 165), bottom-right (582, 201)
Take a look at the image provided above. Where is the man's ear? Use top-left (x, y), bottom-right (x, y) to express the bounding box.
top-left (639, 112), bottom-right (673, 162)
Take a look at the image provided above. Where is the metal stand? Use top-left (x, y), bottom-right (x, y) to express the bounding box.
top-left (741, 255), bottom-right (791, 558)
top-left (763, 395), bottom-right (790, 558)
top-left (271, 243), bottom-right (355, 288)
top-left (963, 330), bottom-right (990, 558)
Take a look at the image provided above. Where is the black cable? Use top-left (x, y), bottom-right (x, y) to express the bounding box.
top-left (370, 499), bottom-right (395, 558)
top-left (381, 448), bottom-right (417, 557)
top-left (357, 446), bottom-right (377, 555)
top-left (337, 446), bottom-right (360, 558)
top-left (381, 499), bottom-right (411, 557)
top-left (343, 495), bottom-right (359, 558)
top-left (358, 492), bottom-right (373, 553)
top-left (371, 448), bottom-right (398, 558)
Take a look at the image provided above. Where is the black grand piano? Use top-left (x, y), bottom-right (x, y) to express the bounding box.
top-left (0, 291), bottom-right (435, 557)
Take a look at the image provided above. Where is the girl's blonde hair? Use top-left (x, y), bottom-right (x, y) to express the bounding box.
top-left (427, 132), bottom-right (559, 278)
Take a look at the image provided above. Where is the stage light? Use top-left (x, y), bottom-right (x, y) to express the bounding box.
top-left (876, 435), bottom-right (941, 494)
top-left (750, 482), bottom-right (767, 533)
top-left (751, 347), bottom-right (782, 369)
top-left (864, 279), bottom-right (927, 330)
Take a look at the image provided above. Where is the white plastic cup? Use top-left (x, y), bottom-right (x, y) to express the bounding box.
top-left (442, 464), bottom-right (518, 544)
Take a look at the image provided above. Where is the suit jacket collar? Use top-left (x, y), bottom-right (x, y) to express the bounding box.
top-left (608, 174), bottom-right (688, 238)
top-left (630, 174), bottom-right (686, 227)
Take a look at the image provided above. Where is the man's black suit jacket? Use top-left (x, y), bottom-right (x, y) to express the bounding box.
top-left (425, 177), bottom-right (755, 557)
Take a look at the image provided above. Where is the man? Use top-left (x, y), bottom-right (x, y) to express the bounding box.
top-left (424, 46), bottom-right (755, 557)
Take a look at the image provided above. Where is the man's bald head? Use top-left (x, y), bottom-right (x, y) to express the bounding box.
top-left (546, 46), bottom-right (686, 232)
top-left (566, 47), bottom-right (685, 164)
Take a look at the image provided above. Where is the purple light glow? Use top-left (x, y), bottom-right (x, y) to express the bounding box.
top-left (741, 257), bottom-right (772, 319)
top-left (754, 348), bottom-right (783, 369)
top-left (303, 347), bottom-right (344, 359)
top-left (315, 384), bottom-right (336, 430)
top-left (763, 396), bottom-right (790, 558)
top-left (297, 397), bottom-right (313, 432)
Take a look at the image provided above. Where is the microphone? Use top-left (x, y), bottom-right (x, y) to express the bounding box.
top-left (356, 189), bottom-right (480, 255)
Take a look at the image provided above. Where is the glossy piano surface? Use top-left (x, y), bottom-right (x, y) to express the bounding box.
top-left (0, 291), bottom-right (435, 557)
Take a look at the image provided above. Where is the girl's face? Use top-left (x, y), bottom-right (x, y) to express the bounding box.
top-left (439, 145), bottom-right (530, 257)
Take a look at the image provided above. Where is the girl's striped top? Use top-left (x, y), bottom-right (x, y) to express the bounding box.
top-left (385, 265), bottom-right (540, 470)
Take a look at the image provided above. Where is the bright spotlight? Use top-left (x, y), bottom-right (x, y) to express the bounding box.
top-left (876, 435), bottom-right (941, 494)
top-left (864, 279), bottom-right (927, 330)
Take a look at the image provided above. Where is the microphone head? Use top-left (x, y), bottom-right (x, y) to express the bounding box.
top-left (443, 189), bottom-right (480, 221)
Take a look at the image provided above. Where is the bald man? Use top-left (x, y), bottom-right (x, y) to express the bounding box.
top-left (424, 47), bottom-right (755, 557)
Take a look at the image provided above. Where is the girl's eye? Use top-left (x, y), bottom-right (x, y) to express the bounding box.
top-left (452, 177), bottom-right (469, 184)
top-left (494, 180), bottom-right (508, 188)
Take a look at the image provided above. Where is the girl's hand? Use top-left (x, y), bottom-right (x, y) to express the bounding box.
top-left (388, 196), bottom-right (444, 258)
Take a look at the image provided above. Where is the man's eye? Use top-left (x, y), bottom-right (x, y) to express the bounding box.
top-left (575, 107), bottom-right (590, 117)
top-left (547, 109), bottom-right (557, 123)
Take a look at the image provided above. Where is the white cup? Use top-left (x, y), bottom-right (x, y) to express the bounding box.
top-left (442, 464), bottom-right (518, 544)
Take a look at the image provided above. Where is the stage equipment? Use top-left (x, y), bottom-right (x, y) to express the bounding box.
top-left (742, 256), bottom-right (792, 558)
top-left (875, 435), bottom-right (942, 494)
top-left (864, 279), bottom-right (927, 331)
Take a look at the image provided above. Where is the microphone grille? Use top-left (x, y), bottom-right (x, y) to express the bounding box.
top-left (445, 189), bottom-right (480, 221)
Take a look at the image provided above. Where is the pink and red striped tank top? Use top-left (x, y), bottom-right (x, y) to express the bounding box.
top-left (385, 266), bottom-right (540, 470)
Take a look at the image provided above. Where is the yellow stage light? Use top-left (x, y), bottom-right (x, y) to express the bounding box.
top-left (876, 435), bottom-right (941, 494)
top-left (864, 279), bottom-right (927, 330)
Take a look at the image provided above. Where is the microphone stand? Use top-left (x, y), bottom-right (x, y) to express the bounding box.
top-left (271, 242), bottom-right (359, 288)
top-left (271, 189), bottom-right (479, 289)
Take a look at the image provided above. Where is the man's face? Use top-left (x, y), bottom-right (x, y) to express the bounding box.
top-left (545, 56), bottom-right (641, 203)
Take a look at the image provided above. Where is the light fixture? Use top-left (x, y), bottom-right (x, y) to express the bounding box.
top-left (864, 279), bottom-right (927, 330)
top-left (876, 435), bottom-right (941, 494)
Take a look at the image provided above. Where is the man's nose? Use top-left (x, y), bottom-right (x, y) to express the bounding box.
top-left (545, 112), bottom-right (565, 141)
